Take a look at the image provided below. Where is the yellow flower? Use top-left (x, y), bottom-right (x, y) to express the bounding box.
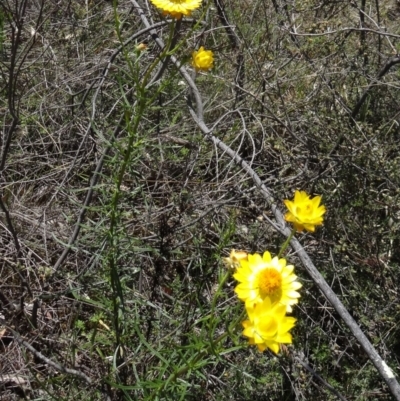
top-left (233, 251), bottom-right (301, 312)
top-left (284, 190), bottom-right (326, 232)
top-left (162, 10), bottom-right (184, 19)
top-left (223, 249), bottom-right (248, 270)
top-left (149, 0), bottom-right (202, 19)
top-left (242, 297), bottom-right (296, 353)
top-left (136, 43), bottom-right (148, 51)
top-left (192, 46), bottom-right (214, 71)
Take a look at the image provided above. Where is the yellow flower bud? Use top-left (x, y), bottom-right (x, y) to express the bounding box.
top-left (192, 46), bottom-right (214, 72)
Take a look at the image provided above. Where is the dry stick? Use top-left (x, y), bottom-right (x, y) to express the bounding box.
top-left (10, 328), bottom-right (92, 384)
top-left (213, 0), bottom-right (239, 49)
top-left (4, 258), bottom-right (33, 299)
top-left (0, 1), bottom-right (35, 298)
top-left (0, 6), bottom-right (26, 258)
top-left (0, 2), bottom-right (46, 316)
top-left (0, 289), bottom-right (13, 311)
top-left (374, 0), bottom-right (382, 66)
top-left (294, 356), bottom-right (348, 401)
top-left (130, 2), bottom-right (400, 398)
top-left (0, 195), bottom-right (21, 256)
top-left (351, 55), bottom-right (400, 120)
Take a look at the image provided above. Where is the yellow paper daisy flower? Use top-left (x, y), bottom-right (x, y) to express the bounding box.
top-left (242, 297), bottom-right (296, 353)
top-left (284, 190), bottom-right (326, 232)
top-left (223, 249), bottom-right (248, 270)
top-left (150, 0), bottom-right (202, 19)
top-left (192, 46), bottom-right (214, 71)
top-left (233, 251), bottom-right (302, 312)
top-left (136, 43), bottom-right (148, 52)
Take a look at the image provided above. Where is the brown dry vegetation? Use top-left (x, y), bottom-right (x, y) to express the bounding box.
top-left (1, 0), bottom-right (400, 400)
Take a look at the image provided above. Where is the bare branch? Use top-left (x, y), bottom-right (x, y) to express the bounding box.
top-left (351, 55), bottom-right (400, 120)
top-left (10, 327), bottom-right (93, 384)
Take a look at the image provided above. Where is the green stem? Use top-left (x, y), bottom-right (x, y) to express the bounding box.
top-left (154, 312), bottom-right (243, 400)
top-left (152, 268), bottom-right (244, 399)
top-left (210, 270), bottom-right (230, 312)
top-left (278, 228), bottom-right (296, 258)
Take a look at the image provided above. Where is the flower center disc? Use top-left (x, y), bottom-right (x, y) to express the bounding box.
top-left (257, 268), bottom-right (282, 302)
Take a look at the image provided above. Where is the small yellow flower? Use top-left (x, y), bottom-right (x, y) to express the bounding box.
top-left (192, 46), bottom-right (214, 71)
top-left (149, 0), bottom-right (202, 18)
top-left (136, 43), bottom-right (148, 51)
top-left (223, 249), bottom-right (248, 270)
top-left (242, 297), bottom-right (296, 353)
top-left (233, 251), bottom-right (301, 312)
top-left (284, 190), bottom-right (326, 232)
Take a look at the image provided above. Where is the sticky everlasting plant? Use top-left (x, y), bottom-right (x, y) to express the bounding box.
top-left (228, 250), bottom-right (301, 354)
top-left (226, 191), bottom-right (326, 353)
top-left (284, 190), bottom-right (326, 233)
top-left (192, 46), bottom-right (214, 71)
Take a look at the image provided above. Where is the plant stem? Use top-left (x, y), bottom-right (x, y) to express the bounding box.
top-left (278, 228), bottom-right (296, 258)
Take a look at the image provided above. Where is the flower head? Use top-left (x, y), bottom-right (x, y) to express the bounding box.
top-left (233, 251), bottom-right (301, 312)
top-left (223, 249), bottom-right (248, 270)
top-left (136, 43), bottom-right (148, 52)
top-left (150, 0), bottom-right (202, 19)
top-left (284, 190), bottom-right (326, 232)
top-left (242, 297), bottom-right (296, 353)
top-left (192, 46), bottom-right (214, 71)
